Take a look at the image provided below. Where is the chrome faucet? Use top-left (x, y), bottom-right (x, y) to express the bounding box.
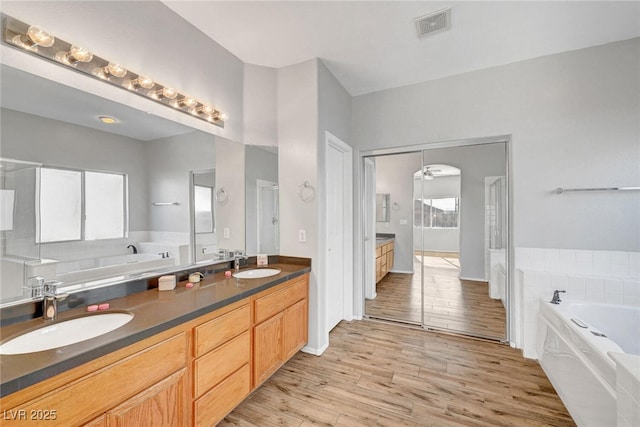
top-left (233, 254), bottom-right (248, 272)
top-left (43, 280), bottom-right (68, 321)
top-left (550, 289), bottom-right (566, 305)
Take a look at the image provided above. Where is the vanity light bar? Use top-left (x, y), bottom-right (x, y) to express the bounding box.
top-left (0, 14), bottom-right (226, 128)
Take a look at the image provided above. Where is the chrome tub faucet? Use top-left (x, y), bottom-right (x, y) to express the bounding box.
top-left (550, 289), bottom-right (566, 304)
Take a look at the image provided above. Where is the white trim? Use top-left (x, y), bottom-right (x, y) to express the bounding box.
top-left (324, 131), bottom-right (354, 326)
top-left (301, 342), bottom-right (329, 356)
top-left (389, 269), bottom-right (414, 274)
top-left (458, 275), bottom-right (489, 282)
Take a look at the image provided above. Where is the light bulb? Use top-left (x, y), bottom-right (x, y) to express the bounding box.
top-left (155, 87), bottom-right (177, 100)
top-left (220, 113), bottom-right (228, 120)
top-left (178, 97), bottom-right (197, 108)
top-left (197, 104), bottom-right (213, 115)
top-left (105, 63), bottom-right (127, 78)
top-left (69, 46), bottom-right (93, 62)
top-left (55, 45), bottom-right (93, 65)
top-left (25, 26), bottom-right (55, 47)
top-left (127, 76), bottom-right (155, 90)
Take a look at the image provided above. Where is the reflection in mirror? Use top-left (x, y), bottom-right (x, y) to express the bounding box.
top-left (376, 193), bottom-right (390, 222)
top-left (191, 169), bottom-right (217, 263)
top-left (0, 64), bottom-right (224, 305)
top-left (245, 146), bottom-right (279, 255)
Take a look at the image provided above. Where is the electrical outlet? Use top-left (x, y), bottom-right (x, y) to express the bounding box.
top-left (298, 229), bottom-right (307, 242)
top-left (223, 227), bottom-right (230, 239)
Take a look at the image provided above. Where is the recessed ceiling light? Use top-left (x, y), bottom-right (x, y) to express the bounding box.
top-left (98, 116), bottom-right (117, 124)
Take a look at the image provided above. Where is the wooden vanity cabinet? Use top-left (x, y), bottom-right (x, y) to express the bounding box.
top-left (1, 273), bottom-right (309, 427)
top-left (252, 275), bottom-right (308, 387)
top-left (375, 241), bottom-right (394, 283)
top-left (192, 304), bottom-right (251, 427)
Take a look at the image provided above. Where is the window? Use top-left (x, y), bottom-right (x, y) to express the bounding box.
top-left (37, 167), bottom-right (127, 243)
top-left (414, 197), bottom-right (459, 228)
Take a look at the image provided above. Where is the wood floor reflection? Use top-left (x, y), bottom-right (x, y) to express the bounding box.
top-left (222, 320), bottom-right (574, 426)
top-left (365, 255), bottom-right (506, 339)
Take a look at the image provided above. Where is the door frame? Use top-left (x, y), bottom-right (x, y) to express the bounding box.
top-left (357, 134), bottom-right (513, 344)
top-left (323, 131), bottom-right (354, 328)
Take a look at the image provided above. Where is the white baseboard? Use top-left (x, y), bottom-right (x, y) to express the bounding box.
top-left (389, 269), bottom-right (414, 274)
top-left (302, 342), bottom-right (328, 356)
top-left (459, 275), bottom-right (488, 282)
top-left (365, 292), bottom-right (377, 300)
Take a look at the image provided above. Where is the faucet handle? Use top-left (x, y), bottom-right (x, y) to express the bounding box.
top-left (23, 276), bottom-right (45, 298)
top-left (43, 280), bottom-right (64, 296)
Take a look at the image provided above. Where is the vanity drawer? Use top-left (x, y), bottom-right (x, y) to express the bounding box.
top-left (8, 333), bottom-right (186, 426)
top-left (194, 331), bottom-right (250, 398)
top-left (194, 304), bottom-right (250, 357)
top-left (194, 364), bottom-right (250, 427)
top-left (254, 277), bottom-right (307, 324)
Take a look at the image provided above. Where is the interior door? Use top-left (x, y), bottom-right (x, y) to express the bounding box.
top-left (364, 159), bottom-right (376, 299)
top-left (326, 141), bottom-right (345, 331)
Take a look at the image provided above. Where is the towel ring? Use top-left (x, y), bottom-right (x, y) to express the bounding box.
top-left (298, 181), bottom-right (315, 202)
top-left (216, 187), bottom-right (228, 205)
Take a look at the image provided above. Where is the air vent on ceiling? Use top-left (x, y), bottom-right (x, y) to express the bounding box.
top-left (414, 7), bottom-right (451, 38)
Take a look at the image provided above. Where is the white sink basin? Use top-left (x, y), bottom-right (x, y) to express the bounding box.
top-left (0, 312), bottom-right (134, 355)
top-left (233, 268), bottom-right (281, 279)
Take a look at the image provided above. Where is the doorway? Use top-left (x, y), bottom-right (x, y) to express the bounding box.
top-left (362, 137), bottom-right (510, 342)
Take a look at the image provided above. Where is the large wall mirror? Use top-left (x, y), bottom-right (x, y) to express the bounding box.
top-left (0, 64), bottom-right (245, 305)
top-left (245, 145), bottom-right (279, 255)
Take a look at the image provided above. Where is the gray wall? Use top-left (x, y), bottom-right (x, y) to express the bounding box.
top-left (245, 146), bottom-right (278, 255)
top-left (1, 108), bottom-right (149, 231)
top-left (420, 144), bottom-right (506, 280)
top-left (375, 153), bottom-right (422, 273)
top-left (146, 131), bottom-right (216, 234)
top-left (353, 38), bottom-right (640, 252)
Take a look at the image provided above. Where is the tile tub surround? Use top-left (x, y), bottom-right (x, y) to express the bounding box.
top-left (514, 247), bottom-right (639, 359)
top-left (0, 258), bottom-right (310, 397)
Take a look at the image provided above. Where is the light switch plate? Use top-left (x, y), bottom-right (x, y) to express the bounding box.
top-left (298, 229), bottom-right (307, 242)
top-left (223, 227), bottom-right (230, 239)
top-left (399, 219), bottom-right (408, 225)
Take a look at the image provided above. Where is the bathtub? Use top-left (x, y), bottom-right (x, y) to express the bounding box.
top-left (55, 253), bottom-right (175, 284)
top-left (537, 300), bottom-right (640, 427)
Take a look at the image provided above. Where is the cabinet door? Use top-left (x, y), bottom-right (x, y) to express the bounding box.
top-left (107, 368), bottom-right (187, 427)
top-left (376, 256), bottom-right (382, 282)
top-left (282, 299), bottom-right (308, 360)
top-left (82, 415), bottom-right (106, 427)
top-left (387, 250), bottom-right (394, 272)
top-left (253, 313), bottom-right (283, 385)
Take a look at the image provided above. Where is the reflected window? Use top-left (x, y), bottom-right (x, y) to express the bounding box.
top-left (37, 168), bottom-right (82, 243)
top-left (37, 167), bottom-right (127, 243)
top-left (415, 197), bottom-right (459, 228)
top-left (194, 185), bottom-right (214, 233)
top-left (85, 171), bottom-right (126, 240)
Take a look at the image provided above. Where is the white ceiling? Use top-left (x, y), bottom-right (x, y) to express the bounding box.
top-left (164, 1), bottom-right (640, 96)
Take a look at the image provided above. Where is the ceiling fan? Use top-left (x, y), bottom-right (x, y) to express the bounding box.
top-left (423, 166), bottom-right (441, 180)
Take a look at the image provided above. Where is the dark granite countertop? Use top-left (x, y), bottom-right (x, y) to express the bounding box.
top-left (375, 234), bottom-right (395, 246)
top-left (0, 260), bottom-right (310, 397)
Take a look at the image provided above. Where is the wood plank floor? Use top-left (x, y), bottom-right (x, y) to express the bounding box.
top-left (365, 255), bottom-right (506, 339)
top-left (221, 320), bottom-right (575, 426)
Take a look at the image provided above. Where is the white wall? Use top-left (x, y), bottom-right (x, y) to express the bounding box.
top-left (353, 38), bottom-right (640, 342)
top-left (278, 59), bottom-right (322, 351)
top-left (353, 38), bottom-right (640, 252)
top-left (1, 1), bottom-right (244, 142)
top-left (215, 138), bottom-right (245, 251)
top-left (243, 64), bottom-right (278, 147)
top-left (374, 153), bottom-right (422, 273)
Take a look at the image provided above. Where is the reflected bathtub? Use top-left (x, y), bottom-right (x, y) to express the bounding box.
top-left (55, 254), bottom-right (175, 284)
top-left (537, 300), bottom-right (640, 427)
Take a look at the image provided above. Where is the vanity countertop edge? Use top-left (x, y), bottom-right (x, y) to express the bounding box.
top-left (0, 261), bottom-right (311, 397)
